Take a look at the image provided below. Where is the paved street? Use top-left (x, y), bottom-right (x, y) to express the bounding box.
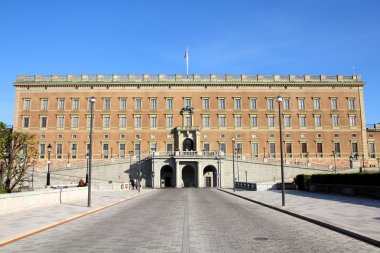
top-left (1, 188), bottom-right (379, 253)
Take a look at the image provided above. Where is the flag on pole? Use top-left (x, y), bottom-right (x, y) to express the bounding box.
top-left (185, 47), bottom-right (189, 76)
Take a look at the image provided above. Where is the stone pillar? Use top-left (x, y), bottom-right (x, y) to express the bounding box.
top-left (176, 161), bottom-right (182, 188)
top-left (198, 162), bottom-right (203, 188)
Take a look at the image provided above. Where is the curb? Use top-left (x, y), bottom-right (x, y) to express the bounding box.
top-left (0, 190), bottom-right (154, 247)
top-left (219, 189), bottom-right (380, 248)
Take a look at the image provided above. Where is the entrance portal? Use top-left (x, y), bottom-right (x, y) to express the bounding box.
top-left (183, 138), bottom-right (194, 151)
top-left (182, 165), bottom-right (196, 187)
top-left (203, 166), bottom-right (217, 187)
top-left (160, 165), bottom-right (174, 187)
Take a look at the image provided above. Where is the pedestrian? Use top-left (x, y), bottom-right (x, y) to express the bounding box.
top-left (131, 178), bottom-right (135, 190)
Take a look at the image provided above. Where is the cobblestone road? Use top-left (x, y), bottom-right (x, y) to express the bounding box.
top-left (1, 188), bottom-right (379, 253)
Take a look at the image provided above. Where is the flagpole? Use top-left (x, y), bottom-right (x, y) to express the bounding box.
top-left (186, 47), bottom-right (189, 76)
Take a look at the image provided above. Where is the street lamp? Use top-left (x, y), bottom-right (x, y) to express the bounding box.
top-left (88, 96), bottom-right (96, 207)
top-left (263, 147), bottom-right (266, 161)
top-left (152, 151), bottom-right (155, 188)
top-left (377, 157), bottom-right (380, 173)
top-left (138, 138), bottom-right (142, 193)
top-left (277, 96), bottom-right (285, 206)
top-left (232, 137), bottom-right (235, 192)
top-left (236, 147), bottom-right (240, 182)
top-left (245, 170), bottom-right (247, 183)
top-left (46, 143), bottom-right (52, 186)
top-left (332, 150), bottom-right (337, 173)
top-left (85, 152), bottom-right (89, 184)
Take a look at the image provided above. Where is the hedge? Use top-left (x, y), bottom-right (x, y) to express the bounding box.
top-left (296, 173), bottom-right (380, 188)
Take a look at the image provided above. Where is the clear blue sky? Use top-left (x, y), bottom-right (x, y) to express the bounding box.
top-left (1, 0), bottom-right (379, 125)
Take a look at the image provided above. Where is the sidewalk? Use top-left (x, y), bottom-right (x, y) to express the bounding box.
top-left (221, 188), bottom-right (380, 247)
top-left (0, 188), bottom-right (154, 246)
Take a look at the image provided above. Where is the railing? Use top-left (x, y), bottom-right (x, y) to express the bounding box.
top-left (15, 74), bottom-right (362, 83)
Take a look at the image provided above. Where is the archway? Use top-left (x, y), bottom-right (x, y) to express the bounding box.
top-left (183, 138), bottom-right (194, 151)
top-left (203, 165), bottom-right (217, 187)
top-left (182, 165), bottom-right (196, 187)
top-left (160, 165), bottom-right (174, 187)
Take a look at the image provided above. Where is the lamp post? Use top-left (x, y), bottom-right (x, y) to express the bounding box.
top-left (152, 151), bottom-right (155, 188)
top-left (377, 157), bottom-right (380, 173)
top-left (31, 159), bottom-right (36, 189)
top-left (85, 153), bottom-right (89, 184)
top-left (245, 170), bottom-right (247, 183)
top-left (138, 138), bottom-right (142, 193)
top-left (236, 147), bottom-right (240, 182)
top-left (277, 96), bottom-right (285, 206)
top-left (332, 151), bottom-right (337, 173)
top-left (232, 137), bottom-right (235, 192)
top-left (88, 96), bottom-right (96, 207)
top-left (263, 147), bottom-right (266, 161)
top-left (110, 147), bottom-right (113, 159)
top-left (46, 143), bottom-right (52, 186)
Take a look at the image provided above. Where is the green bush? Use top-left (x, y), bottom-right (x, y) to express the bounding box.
top-left (295, 174), bottom-right (312, 190)
top-left (310, 173), bottom-right (380, 187)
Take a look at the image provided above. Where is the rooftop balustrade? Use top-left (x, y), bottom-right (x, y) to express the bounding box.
top-left (15, 74), bottom-right (362, 83)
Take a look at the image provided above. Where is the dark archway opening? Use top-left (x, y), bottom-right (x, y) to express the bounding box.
top-left (182, 165), bottom-right (196, 187)
top-left (183, 138), bottom-right (194, 151)
top-left (160, 165), bottom-right (174, 187)
top-left (203, 166), bottom-right (217, 187)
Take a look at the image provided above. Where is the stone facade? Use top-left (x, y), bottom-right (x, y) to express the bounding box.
top-left (12, 74), bottom-right (376, 187)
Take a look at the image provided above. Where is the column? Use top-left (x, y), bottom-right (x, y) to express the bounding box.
top-left (176, 161), bottom-right (182, 188)
top-left (197, 162), bottom-right (203, 188)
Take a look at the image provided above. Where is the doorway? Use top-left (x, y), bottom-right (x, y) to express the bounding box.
top-left (182, 165), bottom-right (196, 187)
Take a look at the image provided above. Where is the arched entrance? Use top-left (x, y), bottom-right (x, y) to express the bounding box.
top-left (183, 138), bottom-right (194, 151)
top-left (182, 165), bottom-right (196, 187)
top-left (203, 165), bottom-right (217, 187)
top-left (160, 165), bottom-right (174, 187)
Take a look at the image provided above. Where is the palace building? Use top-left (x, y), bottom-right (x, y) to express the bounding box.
top-left (12, 74), bottom-right (372, 187)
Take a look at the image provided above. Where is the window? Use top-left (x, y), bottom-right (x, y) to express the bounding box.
top-left (315, 115), bottom-right (322, 127)
top-left (286, 143), bottom-right (292, 157)
top-left (184, 98), bottom-right (191, 107)
top-left (267, 98), bottom-right (274, 110)
top-left (23, 99), bottom-right (31, 111)
top-left (368, 143), bottom-right (376, 158)
top-left (58, 134), bottom-right (63, 139)
top-left (285, 133), bottom-right (291, 138)
top-left (119, 115), bottom-right (127, 128)
top-left (166, 98), bottom-right (173, 110)
top-left (331, 98), bottom-right (338, 110)
top-left (103, 98), bottom-right (111, 110)
top-left (218, 98), bottom-right (225, 110)
top-left (71, 143), bottom-right (78, 159)
top-left (313, 98), bottom-right (320, 110)
top-left (150, 116), bottom-right (157, 128)
top-left (40, 116), bottom-right (47, 128)
top-left (120, 98), bottom-right (127, 110)
top-left (234, 98), bottom-right (241, 110)
top-left (267, 115), bottom-right (275, 127)
top-left (134, 98), bottom-right (142, 110)
top-left (235, 115), bottom-right (242, 128)
top-left (219, 143), bottom-right (226, 154)
top-left (301, 143), bottom-right (308, 155)
top-left (332, 115), bottom-right (339, 127)
top-left (71, 116), bottom-right (79, 128)
top-left (72, 98), bottom-right (79, 110)
top-left (120, 134), bottom-right (125, 139)
top-left (334, 143), bottom-right (341, 157)
top-left (203, 143), bottom-right (210, 152)
top-left (119, 143), bottom-right (126, 158)
top-left (250, 98), bottom-right (257, 110)
top-left (250, 115), bottom-right (258, 128)
top-left (348, 98), bottom-right (355, 110)
top-left (351, 142), bottom-right (358, 154)
top-left (269, 143), bottom-right (276, 158)
top-left (103, 116), bottom-right (110, 128)
top-left (134, 115), bottom-right (142, 128)
top-left (22, 116), bottom-right (30, 128)
top-left (284, 115), bottom-right (291, 128)
top-left (203, 115), bottom-right (210, 128)
top-left (56, 144), bottom-right (63, 159)
top-left (317, 143), bottom-right (323, 157)
top-left (298, 98), bottom-right (305, 110)
top-left (218, 115), bottom-right (226, 128)
top-left (57, 116), bottom-right (64, 128)
top-left (102, 144), bottom-right (109, 158)
top-left (150, 98), bottom-right (157, 110)
top-left (150, 143), bottom-right (157, 153)
top-left (41, 99), bottom-right (48, 111)
top-left (39, 143), bottom-right (45, 159)
top-left (283, 98), bottom-right (290, 110)
top-left (252, 143), bottom-right (259, 158)
top-left (167, 143), bottom-right (173, 154)
top-left (203, 98), bottom-right (210, 110)
top-left (58, 98), bottom-right (65, 110)
top-left (72, 134), bottom-right (77, 139)
top-left (166, 115), bottom-right (173, 128)
top-left (349, 115), bottom-right (356, 127)
top-left (236, 143), bottom-right (242, 156)
top-left (184, 116), bottom-right (192, 127)
top-left (299, 115), bottom-right (306, 128)
top-left (134, 142), bottom-right (141, 155)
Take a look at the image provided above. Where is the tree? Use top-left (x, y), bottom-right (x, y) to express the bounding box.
top-left (0, 126), bottom-right (37, 193)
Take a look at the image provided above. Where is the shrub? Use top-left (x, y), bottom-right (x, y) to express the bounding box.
top-left (295, 174), bottom-right (311, 190)
top-left (310, 173), bottom-right (380, 187)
